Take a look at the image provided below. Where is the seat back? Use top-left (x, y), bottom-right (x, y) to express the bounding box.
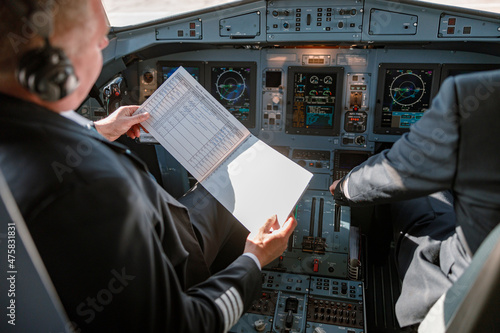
top-left (0, 170), bottom-right (71, 332)
top-left (419, 223), bottom-right (500, 332)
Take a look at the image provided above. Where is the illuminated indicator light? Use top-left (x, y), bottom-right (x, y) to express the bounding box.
top-left (448, 18), bottom-right (456, 25)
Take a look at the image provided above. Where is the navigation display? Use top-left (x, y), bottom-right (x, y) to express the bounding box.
top-left (286, 67), bottom-right (344, 136)
top-left (158, 61), bottom-right (204, 84)
top-left (207, 62), bottom-right (256, 128)
top-left (374, 63), bottom-right (440, 135)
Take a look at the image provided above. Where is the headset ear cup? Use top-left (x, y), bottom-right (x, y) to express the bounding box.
top-left (17, 44), bottom-right (79, 102)
top-left (17, 48), bottom-right (45, 94)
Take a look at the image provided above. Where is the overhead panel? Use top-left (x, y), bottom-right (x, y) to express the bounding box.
top-left (438, 14), bottom-right (500, 38)
top-left (369, 9), bottom-right (417, 35)
top-left (219, 12), bottom-right (261, 38)
top-left (156, 20), bottom-right (202, 40)
top-left (266, 0), bottom-right (363, 42)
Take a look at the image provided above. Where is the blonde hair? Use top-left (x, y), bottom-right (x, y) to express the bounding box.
top-left (0, 0), bottom-right (90, 74)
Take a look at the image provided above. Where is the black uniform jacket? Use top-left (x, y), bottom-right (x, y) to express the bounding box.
top-left (0, 93), bottom-right (261, 332)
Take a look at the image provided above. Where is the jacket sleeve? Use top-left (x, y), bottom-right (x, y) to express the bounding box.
top-left (345, 77), bottom-right (460, 206)
top-left (27, 177), bottom-right (261, 333)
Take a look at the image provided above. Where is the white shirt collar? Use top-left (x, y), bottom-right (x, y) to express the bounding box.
top-left (59, 110), bottom-right (93, 127)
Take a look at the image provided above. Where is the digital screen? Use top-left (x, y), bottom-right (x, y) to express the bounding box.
top-left (286, 67), bottom-right (344, 136)
top-left (161, 66), bottom-right (201, 82)
top-left (338, 152), bottom-right (369, 170)
top-left (374, 64), bottom-right (440, 135)
top-left (333, 151), bottom-right (370, 180)
top-left (208, 63), bottom-right (256, 128)
top-left (265, 71), bottom-right (282, 88)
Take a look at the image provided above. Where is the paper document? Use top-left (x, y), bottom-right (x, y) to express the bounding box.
top-left (135, 67), bottom-right (312, 234)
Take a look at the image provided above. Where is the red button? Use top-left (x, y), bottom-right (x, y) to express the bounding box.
top-left (313, 259), bottom-right (319, 272)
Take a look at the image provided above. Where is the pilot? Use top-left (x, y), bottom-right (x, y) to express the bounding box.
top-left (0, 0), bottom-right (296, 331)
top-left (331, 69), bottom-right (500, 328)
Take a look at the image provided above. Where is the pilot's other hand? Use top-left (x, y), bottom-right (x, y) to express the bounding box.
top-left (244, 215), bottom-right (297, 268)
top-left (94, 105), bottom-right (150, 141)
top-left (330, 176), bottom-right (349, 206)
top-left (329, 179), bottom-right (341, 196)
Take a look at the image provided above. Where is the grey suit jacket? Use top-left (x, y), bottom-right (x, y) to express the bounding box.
top-left (344, 69), bottom-right (500, 254)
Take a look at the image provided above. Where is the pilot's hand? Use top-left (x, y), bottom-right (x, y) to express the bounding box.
top-left (244, 215), bottom-right (297, 268)
top-left (330, 176), bottom-right (349, 206)
top-left (94, 105), bottom-right (150, 141)
top-left (329, 179), bottom-right (341, 196)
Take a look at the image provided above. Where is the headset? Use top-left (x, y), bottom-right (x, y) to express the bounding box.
top-left (13, 0), bottom-right (79, 102)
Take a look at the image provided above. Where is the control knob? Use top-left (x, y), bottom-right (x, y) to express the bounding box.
top-left (254, 319), bottom-right (266, 332)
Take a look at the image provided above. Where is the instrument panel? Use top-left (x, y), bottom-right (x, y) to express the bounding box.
top-left (119, 49), bottom-right (500, 150)
top-left (81, 1), bottom-right (500, 332)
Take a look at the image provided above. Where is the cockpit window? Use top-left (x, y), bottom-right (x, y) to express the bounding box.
top-left (102, 0), bottom-right (500, 27)
top-left (102, 0), bottom-right (243, 27)
top-left (418, 0), bottom-right (500, 14)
